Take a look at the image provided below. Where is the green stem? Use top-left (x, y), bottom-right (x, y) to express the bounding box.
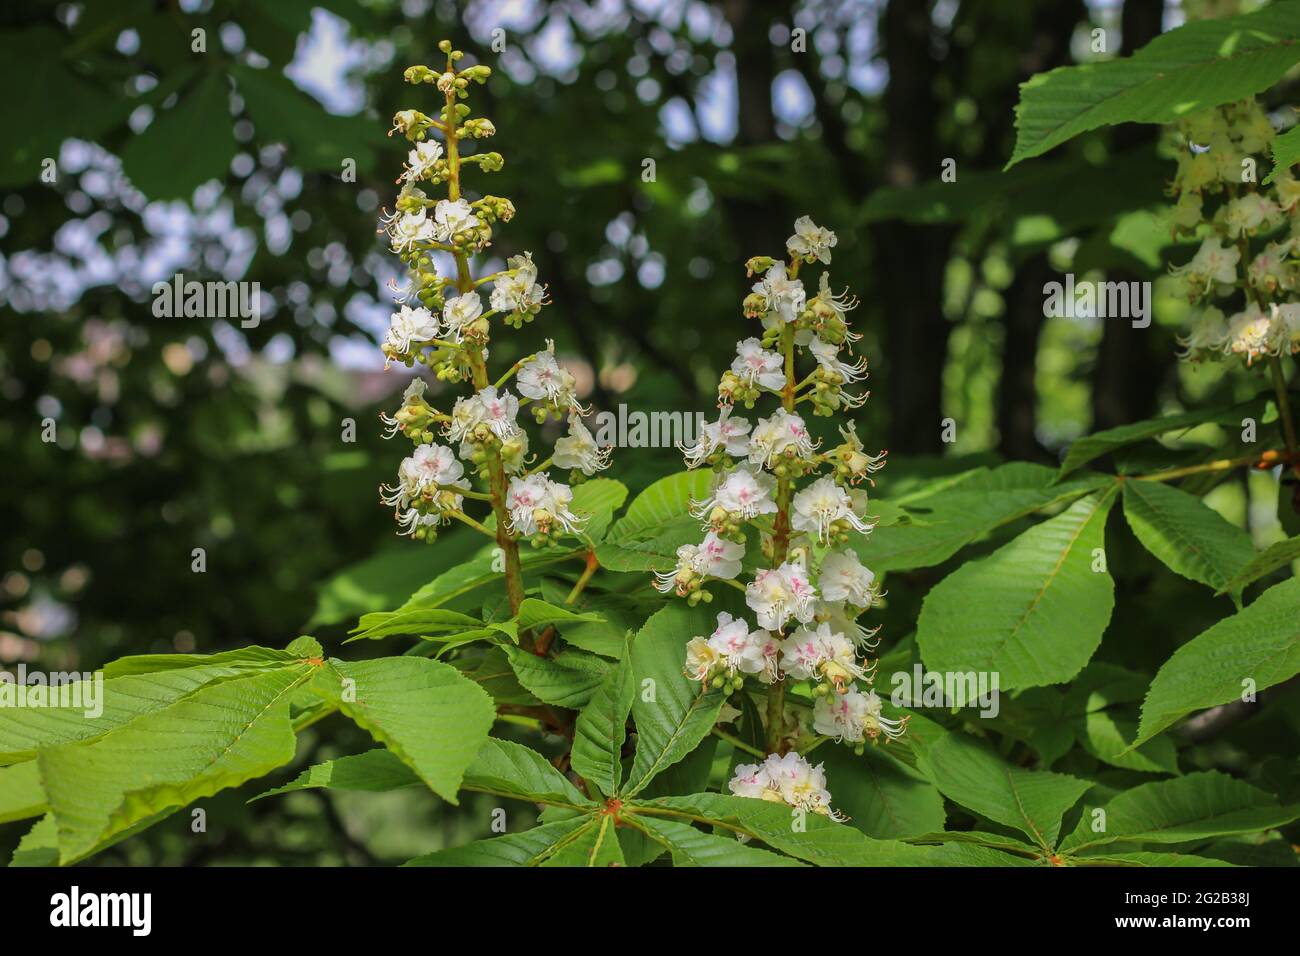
top-left (442, 82), bottom-right (526, 620)
top-left (765, 321), bottom-right (798, 755)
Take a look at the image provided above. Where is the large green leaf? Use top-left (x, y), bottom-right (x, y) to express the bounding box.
top-left (1266, 123), bottom-right (1300, 184)
top-left (460, 737), bottom-right (592, 808)
top-left (567, 478), bottom-right (629, 542)
top-left (403, 817), bottom-right (593, 866)
top-left (39, 664), bottom-right (313, 864)
top-left (623, 603), bottom-right (725, 797)
top-left (1059, 771), bottom-right (1300, 853)
top-left (1122, 479), bottom-right (1255, 593)
top-left (638, 793), bottom-right (942, 865)
top-left (0, 761), bottom-right (44, 824)
top-left (819, 745), bottom-right (946, 840)
top-left (571, 646), bottom-right (634, 798)
top-left (345, 608), bottom-right (482, 643)
top-left (254, 748), bottom-right (420, 800)
top-left (504, 646), bottom-right (611, 708)
top-left (539, 816), bottom-right (624, 866)
top-left (859, 463), bottom-right (1107, 574)
top-left (1216, 533), bottom-right (1300, 594)
top-left (0, 661), bottom-right (286, 765)
top-left (606, 470), bottom-right (714, 540)
top-left (1136, 578), bottom-right (1300, 745)
top-left (1007, 1), bottom-right (1300, 168)
top-left (916, 733), bottom-right (1091, 853)
top-left (917, 488), bottom-right (1118, 693)
top-left (121, 71), bottom-right (236, 201)
top-left (312, 657), bottom-right (495, 803)
top-left (632, 814), bottom-right (804, 866)
top-left (1057, 399), bottom-right (1262, 478)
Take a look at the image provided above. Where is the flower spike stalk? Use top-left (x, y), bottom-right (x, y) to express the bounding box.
top-left (377, 41), bottom-right (609, 624)
top-left (666, 215), bottom-right (901, 821)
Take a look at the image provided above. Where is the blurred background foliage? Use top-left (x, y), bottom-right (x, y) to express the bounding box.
top-left (2, 0), bottom-right (1296, 864)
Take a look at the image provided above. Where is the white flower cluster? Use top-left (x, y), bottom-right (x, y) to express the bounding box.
top-left (728, 752), bottom-right (843, 820)
top-left (376, 49), bottom-right (608, 542)
top-left (663, 215), bottom-right (904, 784)
top-left (1167, 101), bottom-right (1300, 366)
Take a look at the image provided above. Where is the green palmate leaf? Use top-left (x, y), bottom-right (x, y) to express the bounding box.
top-left (397, 545), bottom-right (581, 613)
top-left (1217, 533), bottom-right (1300, 594)
top-left (1060, 771), bottom-right (1300, 853)
top-left (595, 517), bottom-right (702, 572)
top-left (1007, 1), bottom-right (1300, 168)
top-left (312, 657), bottom-right (495, 803)
top-left (1072, 851), bottom-right (1236, 867)
top-left (344, 608), bottom-right (482, 643)
top-left (453, 646), bottom-right (537, 706)
top-left (1266, 123), bottom-right (1300, 184)
top-left (0, 661), bottom-right (283, 765)
top-left (403, 817), bottom-right (592, 867)
top-left (0, 760), bottom-right (44, 824)
top-left (1122, 479), bottom-right (1255, 593)
top-left (1057, 399), bottom-right (1263, 478)
top-left (461, 737), bottom-right (593, 808)
top-left (40, 664), bottom-right (314, 864)
top-left (859, 463), bottom-right (1107, 574)
top-left (102, 643), bottom-right (312, 677)
top-left (568, 478), bottom-right (629, 541)
top-left (640, 793), bottom-right (942, 865)
top-left (121, 70), bottom-right (236, 200)
top-left (515, 598), bottom-right (603, 631)
top-left (623, 603), bottom-right (725, 797)
top-left (504, 646), bottom-right (611, 708)
top-left (819, 745), bottom-right (946, 841)
top-left (539, 815), bottom-right (624, 867)
top-left (255, 749), bottom-right (419, 800)
top-left (915, 733), bottom-right (1091, 853)
top-left (632, 815), bottom-right (805, 867)
top-left (571, 645), bottom-right (634, 798)
top-left (607, 470), bottom-right (715, 541)
top-left (916, 488), bottom-right (1119, 693)
top-left (308, 531), bottom-right (485, 628)
top-left (1136, 578), bottom-right (1300, 745)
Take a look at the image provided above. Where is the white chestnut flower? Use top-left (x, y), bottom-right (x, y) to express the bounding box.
top-left (690, 465), bottom-right (778, 524)
top-left (389, 208), bottom-right (436, 252)
top-left (746, 561), bottom-right (817, 631)
top-left (490, 252), bottom-right (546, 314)
top-left (786, 215), bottom-right (837, 264)
top-left (383, 305), bottom-right (441, 359)
top-left (442, 291), bottom-right (484, 341)
top-left (552, 416), bottom-right (611, 475)
top-left (403, 140), bottom-right (443, 182)
top-left (792, 476), bottom-right (877, 543)
top-left (728, 761), bottom-right (781, 801)
top-left (701, 612), bottom-right (780, 684)
top-left (652, 531), bottom-right (745, 594)
top-left (747, 408), bottom-right (816, 469)
top-left (814, 687), bottom-right (906, 743)
top-left (750, 262), bottom-right (807, 325)
top-left (818, 550), bottom-right (878, 607)
top-left (517, 344), bottom-right (578, 409)
top-left (380, 442), bottom-right (464, 508)
top-left (1223, 192), bottom-right (1281, 238)
top-left (815, 599), bottom-right (881, 651)
top-left (762, 752), bottom-right (842, 819)
top-left (684, 636), bottom-right (724, 683)
top-left (432, 198), bottom-right (481, 242)
top-left (1170, 237), bottom-right (1240, 293)
top-left (809, 337), bottom-right (868, 383)
top-left (1175, 307), bottom-right (1229, 361)
top-left (475, 385), bottom-right (521, 438)
top-left (505, 473), bottom-right (584, 537)
top-left (779, 621), bottom-right (871, 690)
top-left (730, 337), bottom-right (787, 391)
top-left (679, 406), bottom-right (752, 467)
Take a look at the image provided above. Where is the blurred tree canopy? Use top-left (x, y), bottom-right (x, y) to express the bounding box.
top-left (2, 0), bottom-right (1296, 864)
